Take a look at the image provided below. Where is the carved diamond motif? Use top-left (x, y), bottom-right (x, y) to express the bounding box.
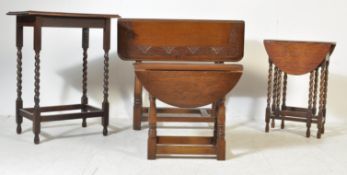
top-left (187, 46), bottom-right (199, 54)
top-left (211, 47), bottom-right (223, 54)
top-left (137, 45), bottom-right (152, 54)
top-left (162, 46), bottom-right (175, 54)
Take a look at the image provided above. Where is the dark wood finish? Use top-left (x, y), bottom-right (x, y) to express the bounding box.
top-left (135, 63), bottom-right (242, 108)
top-left (102, 19), bottom-right (111, 136)
top-left (7, 11), bottom-right (120, 18)
top-left (141, 107), bottom-right (214, 122)
top-left (264, 39), bottom-right (335, 138)
top-left (8, 11), bottom-right (118, 144)
top-left (133, 65), bottom-right (143, 130)
top-left (157, 136), bottom-right (214, 144)
top-left (147, 95), bottom-right (157, 160)
top-left (216, 99), bottom-right (226, 160)
top-left (19, 104), bottom-right (103, 122)
top-left (81, 28), bottom-right (89, 127)
top-left (120, 19), bottom-right (245, 130)
top-left (147, 116), bottom-right (215, 123)
top-left (264, 40), bottom-right (335, 75)
top-left (142, 107), bottom-right (211, 114)
top-left (156, 145), bottom-right (216, 155)
top-left (118, 19), bottom-right (244, 62)
top-left (118, 19), bottom-right (245, 160)
top-left (15, 23), bottom-right (23, 134)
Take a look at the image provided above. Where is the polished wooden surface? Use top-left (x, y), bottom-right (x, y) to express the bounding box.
top-left (7, 11), bottom-right (120, 18)
top-left (118, 18), bottom-right (244, 160)
top-left (135, 63), bottom-right (242, 108)
top-left (9, 11), bottom-right (116, 144)
top-left (8, 11), bottom-right (119, 28)
top-left (264, 39), bottom-right (335, 138)
top-left (118, 18), bottom-right (244, 62)
top-left (118, 19), bottom-right (245, 131)
top-left (264, 40), bottom-right (335, 75)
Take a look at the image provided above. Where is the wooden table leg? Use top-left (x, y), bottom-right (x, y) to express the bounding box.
top-left (265, 59), bottom-right (273, 132)
top-left (274, 68), bottom-right (282, 128)
top-left (322, 60), bottom-right (330, 134)
top-left (216, 99), bottom-right (226, 160)
top-left (317, 66), bottom-right (324, 138)
top-left (81, 28), bottom-right (89, 127)
top-left (318, 61), bottom-right (329, 138)
top-left (102, 19), bottom-right (110, 136)
top-left (33, 20), bottom-right (41, 144)
top-left (148, 95), bottom-right (157, 160)
top-left (306, 71), bottom-right (315, 138)
top-left (312, 68), bottom-right (319, 116)
top-left (133, 72), bottom-right (143, 130)
top-left (16, 22), bottom-right (23, 134)
top-left (271, 67), bottom-right (279, 128)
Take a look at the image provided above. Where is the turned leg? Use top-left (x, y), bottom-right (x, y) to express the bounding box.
top-left (306, 71), bottom-right (315, 138)
top-left (318, 61), bottom-right (329, 137)
top-left (281, 73), bottom-right (287, 129)
top-left (275, 70), bottom-right (282, 128)
top-left (321, 109), bottom-right (326, 134)
top-left (147, 95), bottom-right (157, 160)
top-left (271, 67), bottom-right (279, 128)
top-left (33, 21), bottom-right (42, 144)
top-left (317, 66), bottom-right (324, 138)
top-left (16, 24), bottom-right (23, 134)
top-left (102, 20), bottom-right (110, 136)
top-left (265, 60), bottom-right (273, 132)
top-left (81, 28), bottom-right (89, 127)
top-left (133, 72), bottom-right (143, 130)
top-left (216, 99), bottom-right (226, 160)
top-left (321, 61), bottom-right (330, 135)
top-left (312, 68), bottom-right (321, 138)
top-left (312, 69), bottom-right (319, 116)
top-left (313, 68), bottom-right (321, 137)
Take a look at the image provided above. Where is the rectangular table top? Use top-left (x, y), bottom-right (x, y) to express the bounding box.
top-left (7, 10), bottom-right (120, 19)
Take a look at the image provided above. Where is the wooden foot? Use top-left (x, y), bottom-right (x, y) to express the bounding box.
top-left (317, 113), bottom-right (323, 139)
top-left (133, 124), bottom-right (141, 130)
top-left (217, 139), bottom-right (226, 160)
top-left (271, 119), bottom-right (275, 128)
top-left (34, 134), bottom-right (40, 144)
top-left (306, 128), bottom-right (311, 138)
top-left (317, 130), bottom-right (321, 139)
top-left (265, 108), bottom-right (270, 132)
top-left (102, 102), bottom-right (109, 136)
top-left (147, 138), bottom-right (156, 160)
top-left (281, 120), bottom-right (285, 129)
top-left (82, 119), bottom-right (87, 127)
top-left (265, 124), bottom-right (269, 133)
top-left (33, 118), bottom-right (41, 144)
top-left (103, 127), bottom-right (108, 136)
top-left (16, 101), bottom-right (23, 134)
top-left (16, 125), bottom-right (22, 134)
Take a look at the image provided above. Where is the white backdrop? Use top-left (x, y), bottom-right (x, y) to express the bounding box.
top-left (0, 0), bottom-right (346, 125)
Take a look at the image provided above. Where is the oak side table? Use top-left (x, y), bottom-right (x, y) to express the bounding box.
top-left (7, 11), bottom-right (119, 144)
top-left (264, 40), bottom-right (336, 138)
top-left (118, 19), bottom-right (245, 160)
